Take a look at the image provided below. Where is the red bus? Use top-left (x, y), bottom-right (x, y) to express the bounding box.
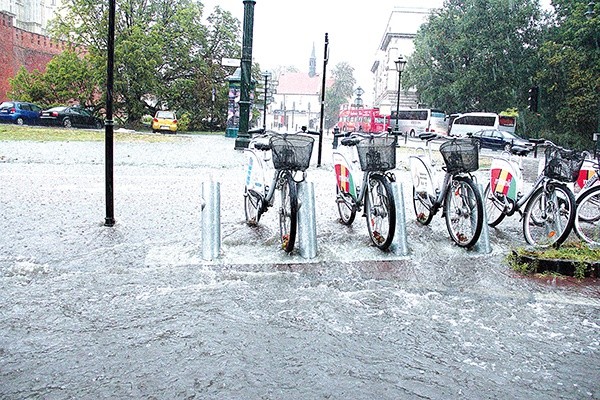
top-left (337, 105), bottom-right (389, 133)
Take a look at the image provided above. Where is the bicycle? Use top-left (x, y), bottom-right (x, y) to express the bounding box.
top-left (409, 133), bottom-right (484, 248)
top-left (483, 139), bottom-right (583, 247)
top-left (243, 127), bottom-right (316, 253)
top-left (573, 156), bottom-right (600, 246)
top-left (332, 130), bottom-right (397, 250)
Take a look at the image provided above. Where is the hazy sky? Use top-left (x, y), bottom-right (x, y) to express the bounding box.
top-left (201, 0), bottom-right (444, 105)
top-left (201, 0), bottom-right (552, 105)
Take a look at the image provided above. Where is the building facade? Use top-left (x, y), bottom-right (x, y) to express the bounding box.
top-left (371, 5), bottom-right (442, 115)
top-left (0, 11), bottom-right (69, 101)
top-left (1, 0), bottom-right (62, 35)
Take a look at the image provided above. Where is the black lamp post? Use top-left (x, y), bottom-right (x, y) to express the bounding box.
top-left (261, 71), bottom-right (270, 130)
top-left (394, 55), bottom-right (407, 147)
top-left (104, 0), bottom-right (116, 227)
top-left (234, 0), bottom-right (256, 150)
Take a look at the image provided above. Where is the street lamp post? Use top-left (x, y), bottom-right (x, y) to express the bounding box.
top-left (394, 55), bottom-right (407, 147)
top-left (261, 71), bottom-right (270, 130)
top-left (234, 0), bottom-right (256, 150)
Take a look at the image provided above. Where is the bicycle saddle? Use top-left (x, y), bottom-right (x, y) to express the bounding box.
top-left (254, 142), bottom-right (272, 151)
top-left (341, 137), bottom-right (361, 146)
top-left (419, 133), bottom-right (437, 141)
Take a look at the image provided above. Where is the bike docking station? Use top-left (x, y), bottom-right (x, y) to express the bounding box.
top-left (200, 177), bottom-right (221, 261)
top-left (296, 181), bottom-right (318, 259)
top-left (390, 181), bottom-right (409, 257)
top-left (475, 183), bottom-right (492, 254)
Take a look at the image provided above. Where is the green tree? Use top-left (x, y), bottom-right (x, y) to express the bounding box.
top-left (8, 50), bottom-right (100, 109)
top-left (324, 62), bottom-right (356, 129)
top-left (534, 0), bottom-right (600, 147)
top-left (48, 0), bottom-right (241, 128)
top-left (405, 0), bottom-right (544, 115)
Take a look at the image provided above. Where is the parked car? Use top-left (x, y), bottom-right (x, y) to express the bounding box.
top-left (40, 106), bottom-right (104, 129)
top-left (0, 101), bottom-right (43, 125)
top-left (151, 110), bottom-right (178, 133)
top-left (470, 129), bottom-right (533, 153)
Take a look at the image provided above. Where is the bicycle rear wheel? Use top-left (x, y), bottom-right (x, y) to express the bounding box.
top-left (336, 187), bottom-right (356, 225)
top-left (244, 187), bottom-right (263, 226)
top-left (483, 183), bottom-right (506, 227)
top-left (279, 173), bottom-right (298, 253)
top-left (365, 174), bottom-right (396, 250)
top-left (522, 182), bottom-right (575, 247)
top-left (574, 185), bottom-right (600, 246)
top-left (444, 176), bottom-right (483, 248)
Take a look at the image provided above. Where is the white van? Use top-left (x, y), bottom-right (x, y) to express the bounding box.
top-left (449, 112), bottom-right (499, 137)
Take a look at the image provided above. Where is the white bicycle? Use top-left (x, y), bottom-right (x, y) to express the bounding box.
top-left (243, 127), bottom-right (316, 253)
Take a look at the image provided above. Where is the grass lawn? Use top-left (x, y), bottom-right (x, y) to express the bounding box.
top-left (0, 124), bottom-right (223, 142)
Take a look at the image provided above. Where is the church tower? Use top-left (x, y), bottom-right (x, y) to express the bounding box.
top-left (309, 43), bottom-right (316, 77)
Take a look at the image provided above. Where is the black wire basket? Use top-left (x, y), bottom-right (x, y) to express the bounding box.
top-left (270, 134), bottom-right (315, 171)
top-left (356, 136), bottom-right (396, 172)
top-left (439, 138), bottom-right (479, 174)
top-left (543, 145), bottom-right (585, 182)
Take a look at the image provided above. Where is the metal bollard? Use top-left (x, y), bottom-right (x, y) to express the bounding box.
top-left (297, 181), bottom-right (318, 259)
top-left (391, 181), bottom-right (409, 256)
top-left (475, 183), bottom-right (492, 254)
top-left (200, 180), bottom-right (221, 261)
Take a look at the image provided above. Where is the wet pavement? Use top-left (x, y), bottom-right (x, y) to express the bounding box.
top-left (0, 133), bottom-right (599, 399)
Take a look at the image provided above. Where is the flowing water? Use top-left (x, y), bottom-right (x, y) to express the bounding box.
top-left (0, 135), bottom-right (599, 399)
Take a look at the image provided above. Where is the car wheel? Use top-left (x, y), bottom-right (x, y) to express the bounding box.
top-left (95, 120), bottom-right (103, 129)
top-left (63, 118), bottom-right (72, 128)
top-left (16, 117), bottom-right (24, 125)
top-left (504, 143), bottom-right (511, 153)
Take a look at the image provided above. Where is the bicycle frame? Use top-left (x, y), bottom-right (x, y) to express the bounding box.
top-left (333, 144), bottom-right (370, 210)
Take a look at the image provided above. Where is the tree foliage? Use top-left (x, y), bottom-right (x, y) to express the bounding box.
top-left (534, 0), bottom-right (600, 147)
top-left (405, 0), bottom-right (544, 116)
top-left (324, 62), bottom-right (356, 129)
top-left (39, 0), bottom-right (242, 129)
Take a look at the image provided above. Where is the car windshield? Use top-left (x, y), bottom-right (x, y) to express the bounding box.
top-left (0, 102), bottom-right (14, 109)
top-left (156, 111), bottom-right (175, 119)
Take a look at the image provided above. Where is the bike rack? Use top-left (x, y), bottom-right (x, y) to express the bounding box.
top-left (391, 182), bottom-right (409, 256)
top-left (475, 183), bottom-right (492, 254)
top-left (200, 179), bottom-right (221, 261)
top-left (297, 181), bottom-right (318, 259)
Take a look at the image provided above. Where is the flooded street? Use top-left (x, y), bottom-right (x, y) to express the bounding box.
top-left (1, 134), bottom-right (599, 399)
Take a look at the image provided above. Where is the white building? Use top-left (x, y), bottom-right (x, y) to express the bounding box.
top-left (371, 5), bottom-right (441, 115)
top-left (0, 0), bottom-right (62, 34)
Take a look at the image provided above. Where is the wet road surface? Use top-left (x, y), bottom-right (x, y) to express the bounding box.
top-left (1, 134), bottom-right (599, 399)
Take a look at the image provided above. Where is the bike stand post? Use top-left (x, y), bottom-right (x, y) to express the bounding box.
top-left (297, 181), bottom-right (318, 259)
top-left (200, 179), bottom-right (221, 261)
top-left (475, 183), bottom-right (492, 254)
top-left (391, 181), bottom-right (409, 256)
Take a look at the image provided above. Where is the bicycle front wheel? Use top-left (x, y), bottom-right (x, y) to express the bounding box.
top-left (444, 176), bottom-right (483, 248)
top-left (279, 174), bottom-right (298, 253)
top-left (483, 182), bottom-right (506, 227)
top-left (574, 185), bottom-right (600, 246)
top-left (522, 182), bottom-right (575, 247)
top-left (365, 174), bottom-right (396, 250)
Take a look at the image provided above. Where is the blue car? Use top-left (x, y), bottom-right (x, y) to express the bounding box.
top-left (471, 129), bottom-right (533, 153)
top-left (0, 101), bottom-right (43, 125)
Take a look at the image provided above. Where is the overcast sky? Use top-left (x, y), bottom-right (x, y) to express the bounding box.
top-left (201, 0), bottom-right (552, 105)
top-left (201, 0), bottom-right (445, 105)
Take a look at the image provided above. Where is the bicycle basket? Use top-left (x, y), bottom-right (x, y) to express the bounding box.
top-left (439, 138), bottom-right (479, 174)
top-left (356, 136), bottom-right (396, 172)
top-left (543, 146), bottom-right (584, 182)
top-left (270, 134), bottom-right (315, 171)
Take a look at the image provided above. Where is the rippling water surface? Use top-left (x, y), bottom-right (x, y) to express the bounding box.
top-left (1, 136), bottom-right (599, 399)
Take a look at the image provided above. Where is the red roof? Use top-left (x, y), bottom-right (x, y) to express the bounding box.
top-left (277, 72), bottom-right (334, 95)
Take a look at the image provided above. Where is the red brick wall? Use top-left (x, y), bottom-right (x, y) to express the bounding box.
top-left (0, 11), bottom-right (68, 102)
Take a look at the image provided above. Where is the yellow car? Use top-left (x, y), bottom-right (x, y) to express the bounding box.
top-left (151, 110), bottom-right (178, 133)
